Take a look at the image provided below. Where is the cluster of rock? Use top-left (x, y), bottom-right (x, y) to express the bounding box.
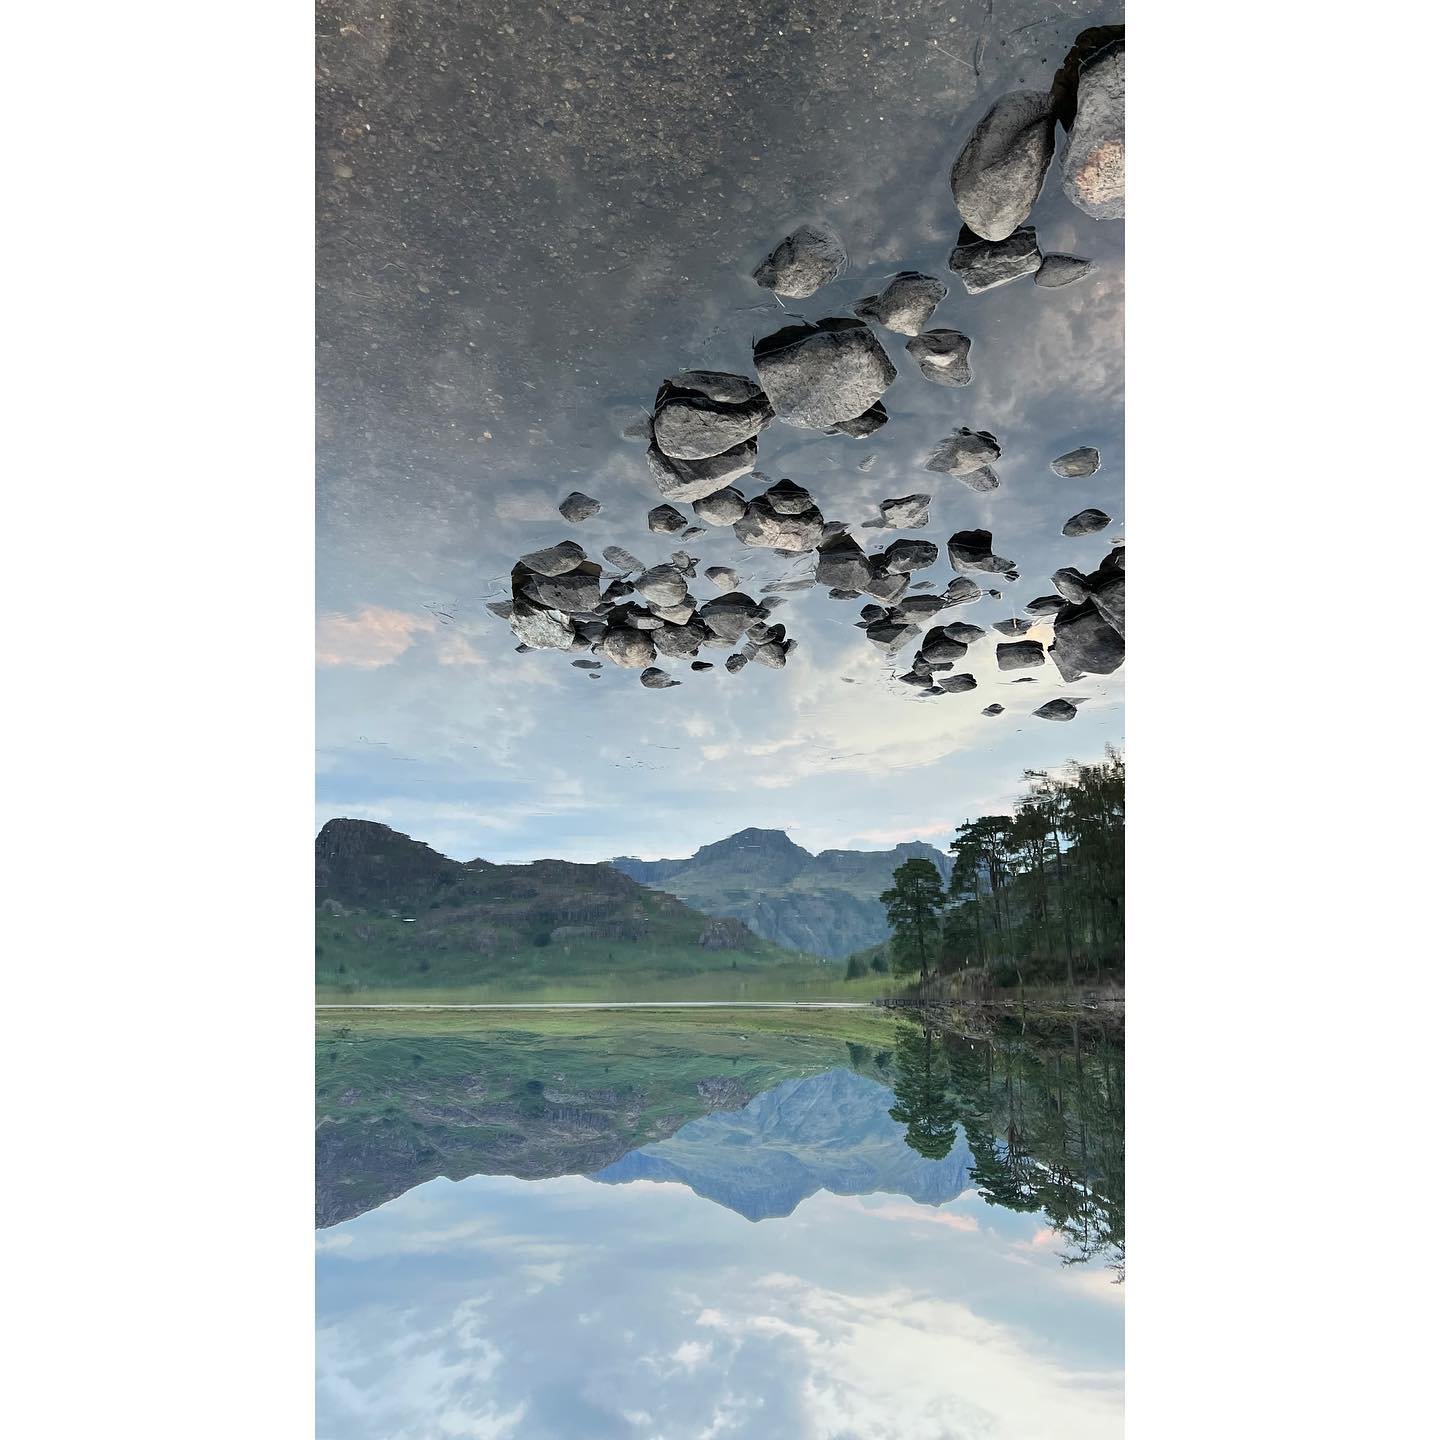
top-left (493, 23), bottom-right (1123, 713)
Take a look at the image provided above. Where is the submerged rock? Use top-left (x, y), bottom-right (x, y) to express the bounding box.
top-left (1036, 254), bottom-right (1097, 288)
top-left (993, 617), bottom-right (1033, 637)
top-left (815, 533), bottom-right (873, 591)
top-left (947, 529), bottom-right (1016, 574)
top-left (879, 538), bottom-right (939, 574)
top-left (634, 565), bottom-right (689, 608)
top-left (640, 666), bottom-right (681, 689)
top-left (691, 661), bottom-right (714, 672)
top-left (646, 432), bottom-right (758, 503)
top-left (827, 400), bottom-right (889, 438)
top-left (1051, 566), bottom-right (1091, 603)
top-left (764, 479), bottom-right (814, 515)
top-left (697, 592), bottom-right (764, 644)
top-left (926, 427), bottom-right (1002, 478)
top-left (603, 627), bottom-right (657, 669)
top-left (733, 495), bottom-right (826, 553)
top-left (725, 653), bottom-right (749, 673)
top-left (982, 703), bottom-right (1005, 716)
top-left (1034, 698), bottom-right (1079, 721)
top-left (944, 576), bottom-right (984, 605)
top-left (652, 620), bottom-right (707, 658)
top-left (509, 599), bottom-right (575, 651)
top-left (753, 319), bottom-right (896, 430)
top-left (691, 487), bottom-right (747, 526)
top-left (1049, 599), bottom-right (1124, 679)
top-left (996, 639), bottom-right (1046, 671)
top-left (1063, 507), bottom-right (1112, 537)
top-left (936, 672), bottom-right (978, 693)
top-left (906, 328), bottom-right (973, 387)
top-left (602, 545), bottom-right (643, 573)
top-left (948, 225), bottom-right (1042, 293)
top-left (648, 504), bottom-right (688, 535)
top-left (1025, 593), bottom-right (1069, 616)
top-left (854, 271), bottom-right (948, 336)
top-left (704, 565), bottom-right (740, 592)
top-left (652, 371), bottom-right (774, 460)
top-left (572, 659), bottom-right (603, 670)
top-left (1051, 446), bottom-right (1101, 478)
top-left (1060, 42), bottom-right (1125, 220)
top-left (519, 540), bottom-right (587, 577)
top-left (558, 491), bottom-right (601, 523)
top-left (949, 90), bottom-right (1056, 241)
top-left (521, 562), bottom-right (602, 615)
top-left (943, 621), bottom-right (987, 644)
top-left (879, 494), bottom-right (931, 529)
top-left (752, 223), bottom-right (846, 297)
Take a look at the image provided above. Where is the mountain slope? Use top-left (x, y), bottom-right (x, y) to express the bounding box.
top-left (609, 830), bottom-right (953, 959)
top-left (316, 819), bottom-right (821, 990)
top-left (590, 1067), bottom-right (972, 1221)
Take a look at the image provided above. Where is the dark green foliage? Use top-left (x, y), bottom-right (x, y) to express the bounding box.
top-left (869, 951), bottom-right (890, 974)
top-left (887, 1021), bottom-right (961, 1159)
top-left (845, 955), bottom-right (868, 980)
top-left (880, 858), bottom-right (947, 982)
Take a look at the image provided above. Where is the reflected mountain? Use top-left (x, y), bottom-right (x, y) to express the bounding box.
top-left (591, 1067), bottom-right (970, 1220)
top-left (316, 1009), bottom-right (1122, 1271)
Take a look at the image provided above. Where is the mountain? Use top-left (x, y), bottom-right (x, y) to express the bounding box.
top-left (609, 829), bottom-right (954, 959)
top-left (316, 819), bottom-right (822, 990)
top-left (590, 1068), bottom-right (972, 1221)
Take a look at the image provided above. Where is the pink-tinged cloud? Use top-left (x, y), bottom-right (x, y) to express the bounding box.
top-left (316, 607), bottom-right (435, 668)
top-left (846, 820), bottom-right (956, 846)
top-left (824, 1195), bottom-right (980, 1232)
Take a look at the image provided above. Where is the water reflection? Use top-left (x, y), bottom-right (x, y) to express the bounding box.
top-left (316, 1009), bottom-right (1123, 1438)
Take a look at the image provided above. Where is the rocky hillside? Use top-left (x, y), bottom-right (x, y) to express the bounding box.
top-left (316, 819), bottom-right (817, 990)
top-left (609, 828), bottom-right (953, 959)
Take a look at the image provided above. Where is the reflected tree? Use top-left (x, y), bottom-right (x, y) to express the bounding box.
top-left (887, 1020), bottom-right (961, 1160)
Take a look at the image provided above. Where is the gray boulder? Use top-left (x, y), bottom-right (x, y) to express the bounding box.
top-left (879, 494), bottom-right (931, 529)
top-left (944, 621), bottom-right (987, 644)
top-left (602, 545), bottom-right (642, 574)
top-left (646, 433), bottom-right (758, 502)
top-left (634, 565), bottom-right (689, 608)
top-left (936, 672), bottom-right (978, 693)
top-left (1034, 699), bottom-right (1079, 722)
top-left (764, 479), bottom-right (816, 515)
top-left (944, 577), bottom-right (984, 605)
top-left (733, 495), bottom-right (826, 553)
top-left (865, 619), bottom-right (919, 651)
top-left (1090, 570), bottom-right (1125, 637)
top-left (996, 640), bottom-right (1046, 671)
top-left (1051, 446), bottom-right (1101, 478)
top-left (982, 703), bottom-right (1005, 716)
top-left (558, 491), bottom-right (601, 522)
top-left (815, 533), bottom-right (873, 591)
top-left (880, 538), bottom-right (939, 573)
top-left (647, 504), bottom-right (688, 534)
top-left (1025, 593), bottom-right (1069, 616)
top-left (519, 540), bottom-right (587, 576)
top-left (652, 620), bottom-right (707, 658)
top-left (949, 90), bottom-right (1056, 241)
top-left (926, 427), bottom-right (1001, 477)
top-left (725, 653), bottom-right (749, 673)
top-left (652, 371), bottom-right (774, 460)
top-left (948, 225), bottom-right (1042, 292)
top-left (854, 271), bottom-right (948, 336)
top-left (863, 569), bottom-right (910, 604)
top-left (1063, 507), bottom-right (1111, 537)
top-left (704, 565), bottom-right (739, 592)
top-left (752, 224), bottom-right (846, 297)
top-left (906, 328), bottom-right (973, 387)
top-left (508, 599), bottom-right (574, 651)
top-left (603, 627), bottom-right (657, 669)
top-left (640, 666), bottom-right (681, 689)
top-left (993, 617), bottom-right (1033, 637)
top-left (1036, 254), bottom-right (1097, 288)
top-left (827, 401), bottom-right (889, 438)
top-left (521, 562), bottom-right (602, 614)
top-left (572, 659), bottom-right (603, 670)
top-left (947, 529), bottom-right (1016, 574)
top-left (751, 639), bottom-right (791, 669)
top-left (698, 592), bottom-right (763, 644)
top-left (1051, 566), bottom-right (1090, 603)
top-left (1048, 599), bottom-right (1124, 679)
top-left (753, 319), bottom-right (896, 430)
top-left (1060, 43), bottom-right (1124, 220)
top-left (692, 487), bottom-right (747, 526)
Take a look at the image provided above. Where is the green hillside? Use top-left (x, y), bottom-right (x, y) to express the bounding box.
top-left (315, 819), bottom-right (830, 993)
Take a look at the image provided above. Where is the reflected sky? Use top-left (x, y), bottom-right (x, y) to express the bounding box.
top-left (317, 1169), bottom-right (1122, 1440)
top-left (317, 0), bottom-right (1125, 863)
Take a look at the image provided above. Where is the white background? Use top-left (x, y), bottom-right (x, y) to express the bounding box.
top-left (4, 2), bottom-right (1437, 1434)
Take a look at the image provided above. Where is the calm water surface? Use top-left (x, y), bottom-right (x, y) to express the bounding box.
top-left (316, 1008), bottom-right (1123, 1438)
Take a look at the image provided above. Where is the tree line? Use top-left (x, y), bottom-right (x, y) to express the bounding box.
top-left (880, 746), bottom-right (1124, 987)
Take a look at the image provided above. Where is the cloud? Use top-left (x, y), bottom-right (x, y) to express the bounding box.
top-left (317, 606), bottom-right (435, 668)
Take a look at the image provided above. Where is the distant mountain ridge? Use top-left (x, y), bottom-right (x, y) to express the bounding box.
top-left (315, 819), bottom-right (820, 990)
top-left (609, 828), bottom-right (953, 959)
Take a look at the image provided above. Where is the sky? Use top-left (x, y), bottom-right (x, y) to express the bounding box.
top-left (317, 1113), bottom-right (1123, 1439)
top-left (317, 0), bottom-right (1125, 864)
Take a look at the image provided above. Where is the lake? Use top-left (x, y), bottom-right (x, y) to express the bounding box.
top-left (316, 1006), bottom-right (1123, 1437)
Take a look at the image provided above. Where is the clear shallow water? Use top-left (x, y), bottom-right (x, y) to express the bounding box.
top-left (316, 1009), bottom-right (1123, 1437)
